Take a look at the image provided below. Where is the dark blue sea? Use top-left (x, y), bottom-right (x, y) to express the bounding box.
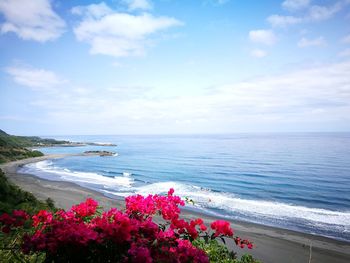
top-left (20, 133), bottom-right (350, 241)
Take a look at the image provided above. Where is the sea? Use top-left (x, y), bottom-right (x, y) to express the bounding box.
top-left (19, 133), bottom-right (350, 241)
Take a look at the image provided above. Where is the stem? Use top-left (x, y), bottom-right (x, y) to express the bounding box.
top-left (0, 247), bottom-right (21, 250)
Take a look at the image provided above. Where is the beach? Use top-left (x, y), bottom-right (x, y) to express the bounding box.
top-left (1, 155), bottom-right (350, 263)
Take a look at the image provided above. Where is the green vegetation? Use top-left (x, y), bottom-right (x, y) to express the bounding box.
top-left (0, 169), bottom-right (55, 262)
top-left (0, 129), bottom-right (68, 148)
top-left (193, 239), bottom-right (260, 263)
top-left (0, 147), bottom-right (44, 164)
top-left (0, 129), bottom-right (68, 164)
top-left (0, 169), bottom-right (55, 214)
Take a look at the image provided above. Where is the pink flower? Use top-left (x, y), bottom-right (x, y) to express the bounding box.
top-left (19, 189), bottom-right (253, 261)
top-left (71, 198), bottom-right (99, 217)
top-left (210, 220), bottom-right (234, 237)
top-left (12, 210), bottom-right (29, 220)
top-left (32, 210), bottom-right (53, 227)
top-left (234, 237), bottom-right (254, 249)
top-left (168, 188), bottom-right (174, 196)
top-left (157, 229), bottom-right (176, 241)
top-left (128, 244), bottom-right (152, 263)
top-left (0, 210), bottom-right (30, 232)
top-left (2, 226), bottom-right (11, 233)
top-left (12, 210), bottom-right (29, 227)
top-left (0, 213), bottom-right (15, 226)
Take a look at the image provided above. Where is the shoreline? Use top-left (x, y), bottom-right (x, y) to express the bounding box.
top-left (1, 155), bottom-right (350, 262)
top-left (0, 154), bottom-right (124, 210)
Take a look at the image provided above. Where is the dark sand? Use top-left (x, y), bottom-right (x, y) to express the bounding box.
top-left (1, 155), bottom-right (350, 263)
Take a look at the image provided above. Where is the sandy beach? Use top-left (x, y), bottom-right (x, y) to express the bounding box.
top-left (1, 155), bottom-right (350, 263)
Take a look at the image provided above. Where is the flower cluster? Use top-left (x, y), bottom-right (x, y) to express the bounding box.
top-left (71, 198), bottom-right (98, 217)
top-left (125, 188), bottom-right (185, 220)
top-left (211, 220), bottom-right (234, 237)
top-left (0, 189), bottom-right (254, 262)
top-left (234, 237), bottom-right (254, 249)
top-left (32, 210), bottom-right (53, 227)
top-left (0, 210), bottom-right (29, 233)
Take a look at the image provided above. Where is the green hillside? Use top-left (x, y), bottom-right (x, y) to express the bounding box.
top-left (0, 129), bottom-right (67, 164)
top-left (0, 129), bottom-right (69, 148)
top-left (0, 169), bottom-right (55, 214)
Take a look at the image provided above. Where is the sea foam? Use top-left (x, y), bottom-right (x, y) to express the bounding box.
top-left (24, 160), bottom-right (133, 188)
top-left (134, 182), bottom-right (350, 230)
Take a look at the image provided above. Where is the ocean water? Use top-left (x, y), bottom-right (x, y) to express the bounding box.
top-left (20, 133), bottom-right (350, 241)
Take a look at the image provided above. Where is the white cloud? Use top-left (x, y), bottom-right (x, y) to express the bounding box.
top-left (342, 34), bottom-right (350, 44)
top-left (268, 1), bottom-right (350, 27)
top-left (338, 48), bottom-right (350, 57)
top-left (123, 0), bottom-right (152, 11)
top-left (72, 2), bottom-right (182, 57)
top-left (267, 15), bottom-right (303, 27)
top-left (0, 0), bottom-right (65, 42)
top-left (5, 65), bottom-right (65, 89)
top-left (249, 30), bottom-right (277, 45)
top-left (297, 36), bottom-right (326, 47)
top-left (250, 49), bottom-right (267, 58)
top-left (282, 0), bottom-right (310, 11)
top-left (308, 2), bottom-right (346, 21)
top-left (215, 0), bottom-right (230, 4)
top-left (71, 2), bottom-right (113, 18)
top-left (26, 61), bottom-right (350, 133)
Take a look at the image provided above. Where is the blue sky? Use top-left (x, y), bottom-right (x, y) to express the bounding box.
top-left (1, 0), bottom-right (350, 135)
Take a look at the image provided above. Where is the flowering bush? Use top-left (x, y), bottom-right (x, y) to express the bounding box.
top-left (0, 189), bottom-right (258, 262)
top-left (0, 210), bottom-right (29, 233)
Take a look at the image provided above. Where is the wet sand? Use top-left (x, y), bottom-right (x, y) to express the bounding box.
top-left (1, 156), bottom-right (349, 263)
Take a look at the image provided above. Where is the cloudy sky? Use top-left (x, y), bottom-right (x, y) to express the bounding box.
top-left (1, 0), bottom-right (350, 135)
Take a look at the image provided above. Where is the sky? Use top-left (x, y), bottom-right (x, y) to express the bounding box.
top-left (0, 0), bottom-right (350, 135)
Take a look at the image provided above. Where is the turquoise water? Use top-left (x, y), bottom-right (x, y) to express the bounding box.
top-left (21, 133), bottom-right (350, 241)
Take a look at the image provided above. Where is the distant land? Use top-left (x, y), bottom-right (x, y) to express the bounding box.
top-left (0, 129), bottom-right (116, 163)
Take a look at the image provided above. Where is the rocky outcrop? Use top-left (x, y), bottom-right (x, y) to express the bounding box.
top-left (83, 151), bottom-right (116, 156)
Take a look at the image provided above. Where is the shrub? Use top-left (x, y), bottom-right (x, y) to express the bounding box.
top-left (0, 189), bottom-right (258, 262)
top-left (0, 169), bottom-right (54, 215)
top-left (193, 239), bottom-right (260, 263)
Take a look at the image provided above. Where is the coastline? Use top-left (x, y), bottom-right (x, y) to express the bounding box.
top-left (0, 154), bottom-right (124, 210)
top-left (1, 156), bottom-right (350, 263)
